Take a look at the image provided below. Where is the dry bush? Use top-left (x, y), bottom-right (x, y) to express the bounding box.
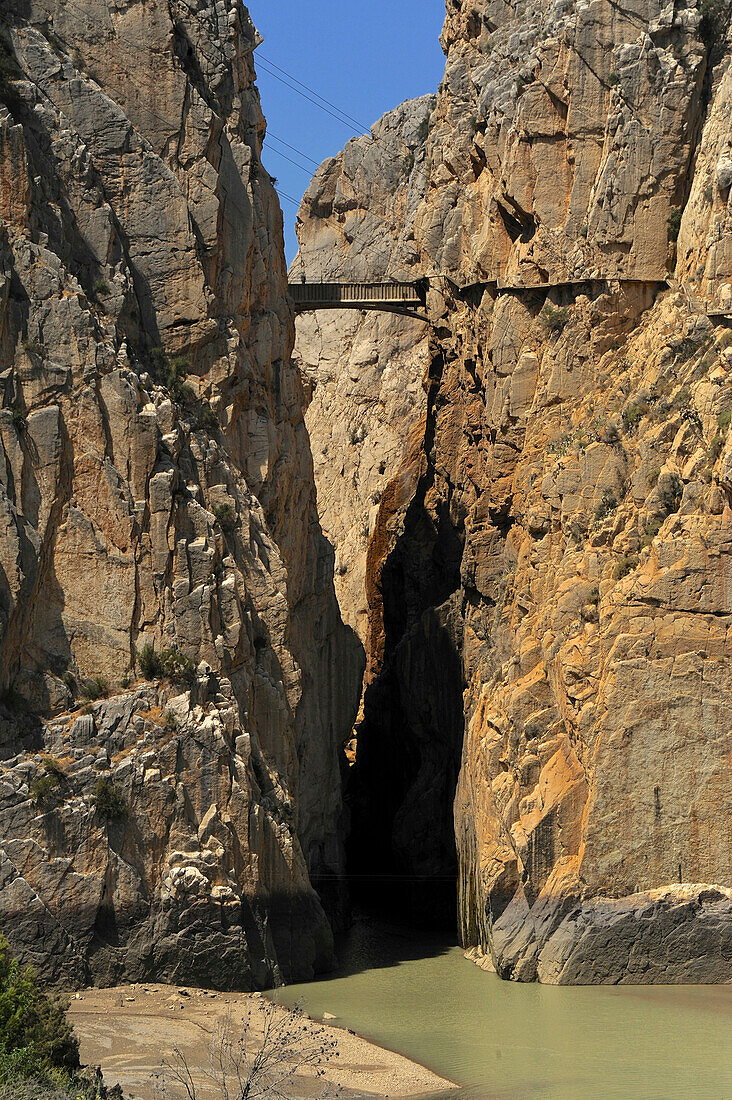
top-left (152, 1000), bottom-right (340, 1100)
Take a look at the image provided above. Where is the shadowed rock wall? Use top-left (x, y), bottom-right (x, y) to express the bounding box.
top-left (0, 0), bottom-right (362, 988)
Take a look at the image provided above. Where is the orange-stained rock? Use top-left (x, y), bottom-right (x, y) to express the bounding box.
top-left (298, 0), bottom-right (732, 980)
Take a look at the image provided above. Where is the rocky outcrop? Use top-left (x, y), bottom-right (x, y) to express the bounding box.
top-left (298, 0), bottom-right (732, 979)
top-left (0, 0), bottom-right (361, 987)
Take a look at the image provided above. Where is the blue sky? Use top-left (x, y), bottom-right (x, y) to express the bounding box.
top-left (249, 1), bottom-right (446, 263)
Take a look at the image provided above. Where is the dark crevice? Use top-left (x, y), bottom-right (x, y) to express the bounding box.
top-left (346, 339), bottom-right (466, 930)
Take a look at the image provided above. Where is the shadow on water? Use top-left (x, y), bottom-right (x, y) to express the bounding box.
top-left (330, 911), bottom-right (455, 979)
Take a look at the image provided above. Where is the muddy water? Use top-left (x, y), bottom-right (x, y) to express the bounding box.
top-left (270, 918), bottom-right (732, 1099)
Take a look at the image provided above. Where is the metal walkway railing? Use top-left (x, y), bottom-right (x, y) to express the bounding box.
top-left (289, 281), bottom-right (429, 320)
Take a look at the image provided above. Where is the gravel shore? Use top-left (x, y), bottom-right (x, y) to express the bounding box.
top-left (69, 983), bottom-right (456, 1099)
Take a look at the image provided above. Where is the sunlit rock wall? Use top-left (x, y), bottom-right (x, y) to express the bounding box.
top-left (299, 0), bottom-right (732, 980)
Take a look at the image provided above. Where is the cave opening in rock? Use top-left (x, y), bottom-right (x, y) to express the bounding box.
top-left (345, 433), bottom-right (466, 932)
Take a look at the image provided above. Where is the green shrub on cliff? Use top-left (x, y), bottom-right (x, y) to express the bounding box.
top-left (0, 938), bottom-right (120, 1095)
top-left (540, 303), bottom-right (569, 335)
top-left (699, 0), bottom-right (729, 61)
top-left (0, 936), bottom-right (79, 1083)
top-left (29, 773), bottom-right (61, 808)
top-left (213, 503), bottom-right (238, 534)
top-left (91, 777), bottom-right (127, 821)
top-left (136, 643), bottom-right (195, 686)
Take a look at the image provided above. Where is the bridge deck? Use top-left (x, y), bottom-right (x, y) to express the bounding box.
top-left (289, 277), bottom-right (730, 321)
top-left (286, 279), bottom-right (422, 314)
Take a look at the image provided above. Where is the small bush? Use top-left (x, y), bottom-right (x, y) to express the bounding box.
top-left (642, 515), bottom-right (663, 547)
top-left (704, 434), bottom-right (724, 474)
top-left (718, 408), bottom-right (731, 432)
top-left (600, 421), bottom-right (620, 445)
top-left (709, 433), bottom-right (725, 460)
top-left (647, 466), bottom-right (661, 487)
top-left (163, 710), bottom-right (179, 732)
top-left (657, 473), bottom-right (683, 514)
top-left (136, 643), bottom-right (159, 680)
top-left (41, 758), bottom-right (66, 783)
top-left (608, 70), bottom-right (620, 87)
top-left (0, 687), bottom-right (24, 713)
top-left (213, 503), bottom-right (237, 534)
top-left (136, 643), bottom-right (195, 686)
top-left (198, 405), bottom-right (220, 433)
top-left (80, 676), bottom-right (109, 701)
top-left (0, 32), bottom-right (22, 109)
top-left (93, 280), bottom-right (111, 298)
top-left (668, 207), bottom-right (682, 242)
top-left (672, 386), bottom-right (692, 412)
top-left (594, 490), bottom-right (618, 523)
top-left (613, 555), bottom-right (638, 581)
top-left (11, 408), bottom-right (26, 432)
top-left (700, 0), bottom-right (728, 60)
top-left (0, 935), bottom-right (79, 1076)
top-left (621, 402), bottom-right (646, 433)
top-left (92, 777), bottom-right (127, 821)
top-left (29, 773), bottom-right (61, 808)
top-left (148, 349), bottom-right (193, 405)
top-left (540, 303), bottom-right (569, 335)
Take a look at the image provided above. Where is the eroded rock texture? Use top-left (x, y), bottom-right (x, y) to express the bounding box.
top-left (298, 0), bottom-right (732, 979)
top-left (0, 0), bottom-right (361, 987)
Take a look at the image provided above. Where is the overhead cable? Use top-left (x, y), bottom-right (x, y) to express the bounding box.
top-left (256, 58), bottom-right (367, 135)
top-left (256, 52), bottom-right (370, 132)
top-left (267, 133), bottom-right (321, 168)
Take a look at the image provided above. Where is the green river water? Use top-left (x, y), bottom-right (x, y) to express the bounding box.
top-left (271, 918), bottom-right (732, 1099)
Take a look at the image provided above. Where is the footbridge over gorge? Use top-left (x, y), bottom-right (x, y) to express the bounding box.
top-left (289, 280), bottom-right (429, 321)
top-left (288, 277), bottom-right (732, 322)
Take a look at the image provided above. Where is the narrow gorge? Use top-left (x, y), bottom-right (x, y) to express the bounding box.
top-left (296, 0), bottom-right (732, 983)
top-left (0, 0), bottom-right (730, 1012)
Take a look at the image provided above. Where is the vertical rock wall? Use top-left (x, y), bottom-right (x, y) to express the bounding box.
top-left (298, 0), bottom-right (732, 980)
top-left (0, 0), bottom-right (361, 988)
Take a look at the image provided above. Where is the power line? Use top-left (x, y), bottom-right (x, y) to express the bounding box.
top-left (268, 133), bottom-right (321, 168)
top-left (264, 145), bottom-right (313, 176)
top-left (31, 6), bottom-right (415, 227)
top-left (256, 58), bottom-right (366, 135)
top-left (276, 190), bottom-right (302, 208)
top-left (256, 52), bottom-right (370, 133)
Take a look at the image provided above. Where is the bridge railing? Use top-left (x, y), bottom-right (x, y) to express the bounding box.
top-left (290, 281), bottom-right (422, 305)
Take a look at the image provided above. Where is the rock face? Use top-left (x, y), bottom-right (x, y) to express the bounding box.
top-left (293, 97), bottom-right (433, 651)
top-left (298, 0), bottom-right (732, 979)
top-left (0, 0), bottom-right (361, 988)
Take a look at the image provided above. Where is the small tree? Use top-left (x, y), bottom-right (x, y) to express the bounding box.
top-left (154, 1001), bottom-right (339, 1100)
top-left (92, 777), bottom-right (127, 821)
top-left (137, 644), bottom-right (195, 686)
top-left (0, 936), bottom-right (79, 1076)
top-left (212, 504), bottom-right (237, 534)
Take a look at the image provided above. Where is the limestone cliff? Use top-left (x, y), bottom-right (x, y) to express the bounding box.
top-left (298, 0), bottom-right (732, 981)
top-left (0, 0), bottom-right (361, 988)
top-left (293, 97), bottom-right (433, 655)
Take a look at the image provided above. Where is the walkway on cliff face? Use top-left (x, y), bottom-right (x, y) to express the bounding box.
top-left (289, 276), bottom-right (732, 322)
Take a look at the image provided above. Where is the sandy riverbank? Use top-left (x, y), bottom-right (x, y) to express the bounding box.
top-left (68, 984), bottom-right (456, 1099)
